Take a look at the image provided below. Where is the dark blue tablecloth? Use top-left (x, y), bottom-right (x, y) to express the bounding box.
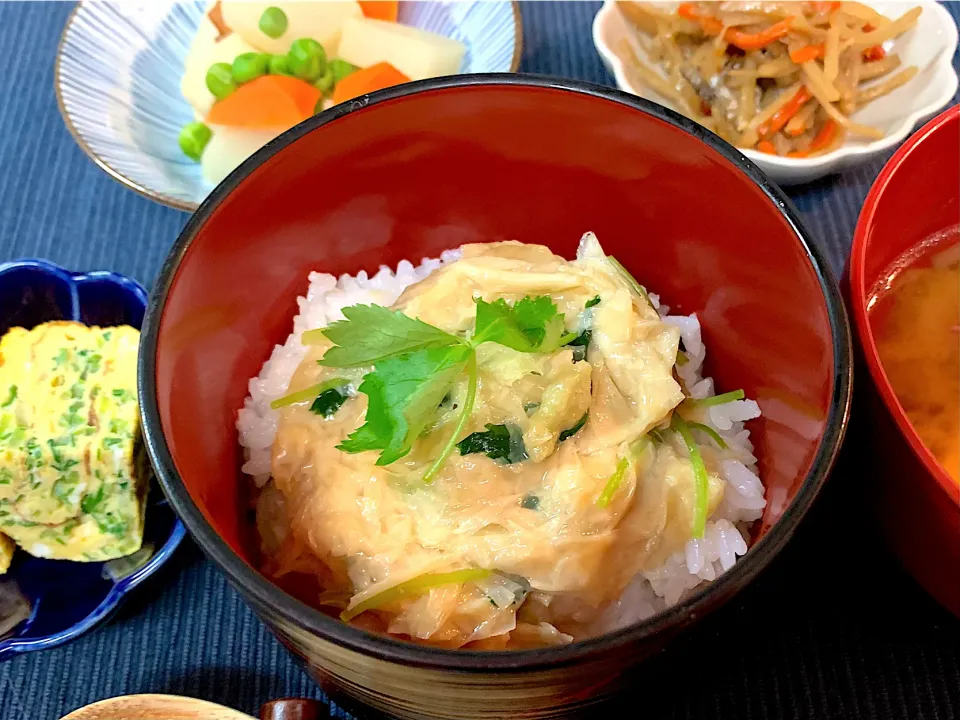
top-left (1, 3), bottom-right (958, 719)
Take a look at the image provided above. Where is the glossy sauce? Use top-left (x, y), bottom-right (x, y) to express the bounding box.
top-left (869, 229), bottom-right (959, 484)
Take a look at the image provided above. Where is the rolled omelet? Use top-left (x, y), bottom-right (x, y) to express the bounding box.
top-left (0, 322), bottom-right (146, 563)
top-left (0, 533), bottom-right (14, 573)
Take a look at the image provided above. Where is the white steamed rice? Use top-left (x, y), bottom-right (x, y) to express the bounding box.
top-left (237, 250), bottom-right (765, 630)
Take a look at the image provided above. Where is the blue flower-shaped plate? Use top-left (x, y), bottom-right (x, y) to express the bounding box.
top-left (54, 1), bottom-right (522, 212)
top-left (0, 260), bottom-right (185, 661)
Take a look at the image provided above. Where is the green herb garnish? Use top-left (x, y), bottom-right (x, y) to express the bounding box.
top-left (1, 385), bottom-right (16, 407)
top-left (321, 296), bottom-right (574, 479)
top-left (692, 389), bottom-right (745, 408)
top-left (520, 494), bottom-right (540, 510)
top-left (318, 304), bottom-right (462, 368)
top-left (558, 413), bottom-right (588, 442)
top-left (596, 456), bottom-right (630, 508)
top-left (457, 423), bottom-right (511, 461)
top-left (608, 256), bottom-right (655, 310)
top-left (585, 295), bottom-right (601, 309)
top-left (271, 377), bottom-right (349, 410)
top-left (456, 423), bottom-right (527, 464)
top-left (309, 388), bottom-right (348, 419)
top-left (686, 420), bottom-right (728, 450)
top-left (566, 329), bottom-right (590, 347)
top-left (81, 485), bottom-right (105, 514)
top-left (473, 296), bottom-right (574, 353)
top-left (340, 568), bottom-right (493, 621)
top-left (671, 413), bottom-right (709, 539)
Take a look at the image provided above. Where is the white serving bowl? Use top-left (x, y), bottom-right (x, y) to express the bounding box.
top-left (55, 1), bottom-right (522, 211)
top-left (593, 1), bottom-right (958, 185)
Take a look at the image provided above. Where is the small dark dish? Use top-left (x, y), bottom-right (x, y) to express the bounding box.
top-left (0, 259), bottom-right (185, 661)
top-left (140, 76), bottom-right (852, 718)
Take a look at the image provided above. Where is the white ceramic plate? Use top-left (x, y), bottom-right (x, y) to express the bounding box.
top-left (593, 1), bottom-right (958, 185)
top-left (55, 1), bottom-right (522, 211)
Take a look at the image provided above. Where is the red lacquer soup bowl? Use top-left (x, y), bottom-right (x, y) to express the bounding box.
top-left (139, 76), bottom-right (852, 719)
top-left (848, 104), bottom-right (960, 617)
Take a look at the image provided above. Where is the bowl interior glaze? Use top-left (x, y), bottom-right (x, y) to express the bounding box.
top-left (142, 78), bottom-right (850, 680)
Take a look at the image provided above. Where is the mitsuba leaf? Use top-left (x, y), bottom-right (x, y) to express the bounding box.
top-left (473, 296), bottom-right (569, 353)
top-left (337, 345), bottom-right (471, 465)
top-left (319, 304), bottom-right (462, 368)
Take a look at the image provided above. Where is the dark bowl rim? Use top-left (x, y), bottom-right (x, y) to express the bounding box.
top-left (139, 73), bottom-right (853, 672)
top-left (848, 103), bottom-right (960, 505)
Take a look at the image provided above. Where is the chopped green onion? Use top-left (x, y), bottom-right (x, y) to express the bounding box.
top-left (671, 414), bottom-right (708, 539)
top-left (596, 456), bottom-right (629, 508)
top-left (258, 7), bottom-right (288, 39)
top-left (585, 295), bottom-right (601, 309)
top-left (608, 256), bottom-right (654, 310)
top-left (693, 389), bottom-right (745, 408)
top-left (520, 494), bottom-right (540, 510)
top-left (648, 428), bottom-right (666, 445)
top-left (558, 413), bottom-right (588, 442)
top-left (270, 377), bottom-right (347, 410)
top-left (685, 420), bottom-right (728, 450)
top-left (301, 328), bottom-right (326, 345)
top-left (340, 568), bottom-right (492, 621)
top-left (676, 350), bottom-right (689, 366)
top-left (422, 354), bottom-right (477, 483)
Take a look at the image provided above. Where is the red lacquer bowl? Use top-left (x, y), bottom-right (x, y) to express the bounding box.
top-left (848, 104), bottom-right (960, 617)
top-left (139, 76), bottom-right (852, 719)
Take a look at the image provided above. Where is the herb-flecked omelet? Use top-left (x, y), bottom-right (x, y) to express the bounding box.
top-left (0, 532), bottom-right (14, 573)
top-left (0, 322), bottom-right (146, 567)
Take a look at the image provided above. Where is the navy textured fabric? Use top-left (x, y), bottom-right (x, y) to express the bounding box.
top-left (1, 3), bottom-right (958, 719)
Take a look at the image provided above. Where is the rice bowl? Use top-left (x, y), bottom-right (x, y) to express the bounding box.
top-left (237, 234), bottom-right (765, 646)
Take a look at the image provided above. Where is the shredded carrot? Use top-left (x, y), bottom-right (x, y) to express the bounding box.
top-left (726, 19), bottom-right (793, 51)
top-left (757, 87), bottom-right (812, 139)
top-left (331, 62), bottom-right (410, 105)
top-left (863, 45), bottom-right (887, 62)
top-left (790, 44), bottom-right (824, 64)
top-left (808, 118), bottom-right (839, 152)
top-left (678, 5), bottom-right (792, 50)
top-left (206, 75), bottom-right (319, 128)
top-left (358, 1), bottom-right (398, 23)
top-left (677, 3), bottom-right (724, 34)
top-left (757, 140), bottom-right (777, 154)
top-left (786, 119), bottom-right (838, 158)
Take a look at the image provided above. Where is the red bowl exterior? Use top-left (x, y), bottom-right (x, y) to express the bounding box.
top-left (848, 104), bottom-right (960, 617)
top-left (140, 76), bottom-right (852, 719)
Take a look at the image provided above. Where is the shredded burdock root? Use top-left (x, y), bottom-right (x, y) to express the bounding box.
top-left (615, 1), bottom-right (923, 157)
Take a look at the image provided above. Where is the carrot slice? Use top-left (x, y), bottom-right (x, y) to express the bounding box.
top-left (677, 3), bottom-right (724, 34)
top-left (786, 120), bottom-right (839, 158)
top-left (757, 140), bottom-right (777, 154)
top-left (677, 5), bottom-right (792, 51)
top-left (207, 75), bottom-right (320, 128)
top-left (332, 62), bottom-right (410, 105)
top-left (757, 87), bottom-right (812, 139)
top-left (863, 45), bottom-right (886, 62)
top-left (358, 1), bottom-right (398, 22)
top-left (790, 44), bottom-right (824, 64)
top-left (726, 19), bottom-right (793, 51)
